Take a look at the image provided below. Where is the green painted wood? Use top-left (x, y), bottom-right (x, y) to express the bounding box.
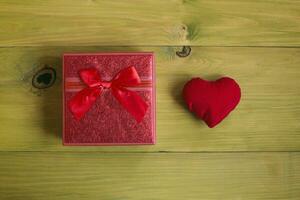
top-left (0, 46), bottom-right (299, 151)
top-left (0, 1), bottom-right (299, 198)
top-left (0, 0), bottom-right (299, 46)
top-left (0, 152), bottom-right (299, 200)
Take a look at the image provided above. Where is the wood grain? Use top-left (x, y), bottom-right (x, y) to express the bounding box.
top-left (0, 0), bottom-right (299, 46)
top-left (0, 152), bottom-right (299, 200)
top-left (0, 46), bottom-right (299, 151)
top-left (0, 1), bottom-right (299, 199)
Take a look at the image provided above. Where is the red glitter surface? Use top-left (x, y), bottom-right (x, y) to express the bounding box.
top-left (63, 53), bottom-right (155, 145)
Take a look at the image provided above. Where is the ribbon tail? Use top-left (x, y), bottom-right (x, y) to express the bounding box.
top-left (112, 87), bottom-right (148, 123)
top-left (68, 87), bottom-right (102, 120)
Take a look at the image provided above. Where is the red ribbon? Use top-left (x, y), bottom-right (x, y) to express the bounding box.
top-left (68, 67), bottom-right (148, 123)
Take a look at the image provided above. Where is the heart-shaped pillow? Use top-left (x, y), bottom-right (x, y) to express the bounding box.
top-left (182, 77), bottom-right (241, 128)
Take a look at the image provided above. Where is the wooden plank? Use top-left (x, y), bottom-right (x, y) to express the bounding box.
top-left (291, 153), bottom-right (300, 199)
top-left (0, 0), bottom-right (299, 46)
top-left (0, 152), bottom-right (299, 200)
top-left (0, 46), bottom-right (299, 151)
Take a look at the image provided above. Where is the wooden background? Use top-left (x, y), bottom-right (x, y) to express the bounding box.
top-left (0, 0), bottom-right (299, 199)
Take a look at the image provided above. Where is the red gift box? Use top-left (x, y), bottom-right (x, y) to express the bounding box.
top-left (63, 53), bottom-right (155, 145)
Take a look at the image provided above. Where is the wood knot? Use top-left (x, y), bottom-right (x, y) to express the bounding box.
top-left (176, 46), bottom-right (192, 57)
top-left (32, 65), bottom-right (56, 89)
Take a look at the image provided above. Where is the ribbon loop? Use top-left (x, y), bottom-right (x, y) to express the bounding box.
top-left (79, 67), bottom-right (102, 87)
top-left (68, 67), bottom-right (148, 122)
top-left (112, 66), bottom-right (141, 87)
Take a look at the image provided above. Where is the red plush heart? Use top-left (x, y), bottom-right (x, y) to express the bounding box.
top-left (182, 77), bottom-right (241, 128)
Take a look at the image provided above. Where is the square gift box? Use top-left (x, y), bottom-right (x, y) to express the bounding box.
top-left (63, 53), bottom-right (155, 145)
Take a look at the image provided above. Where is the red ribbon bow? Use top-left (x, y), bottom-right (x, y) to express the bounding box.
top-left (68, 67), bottom-right (148, 123)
